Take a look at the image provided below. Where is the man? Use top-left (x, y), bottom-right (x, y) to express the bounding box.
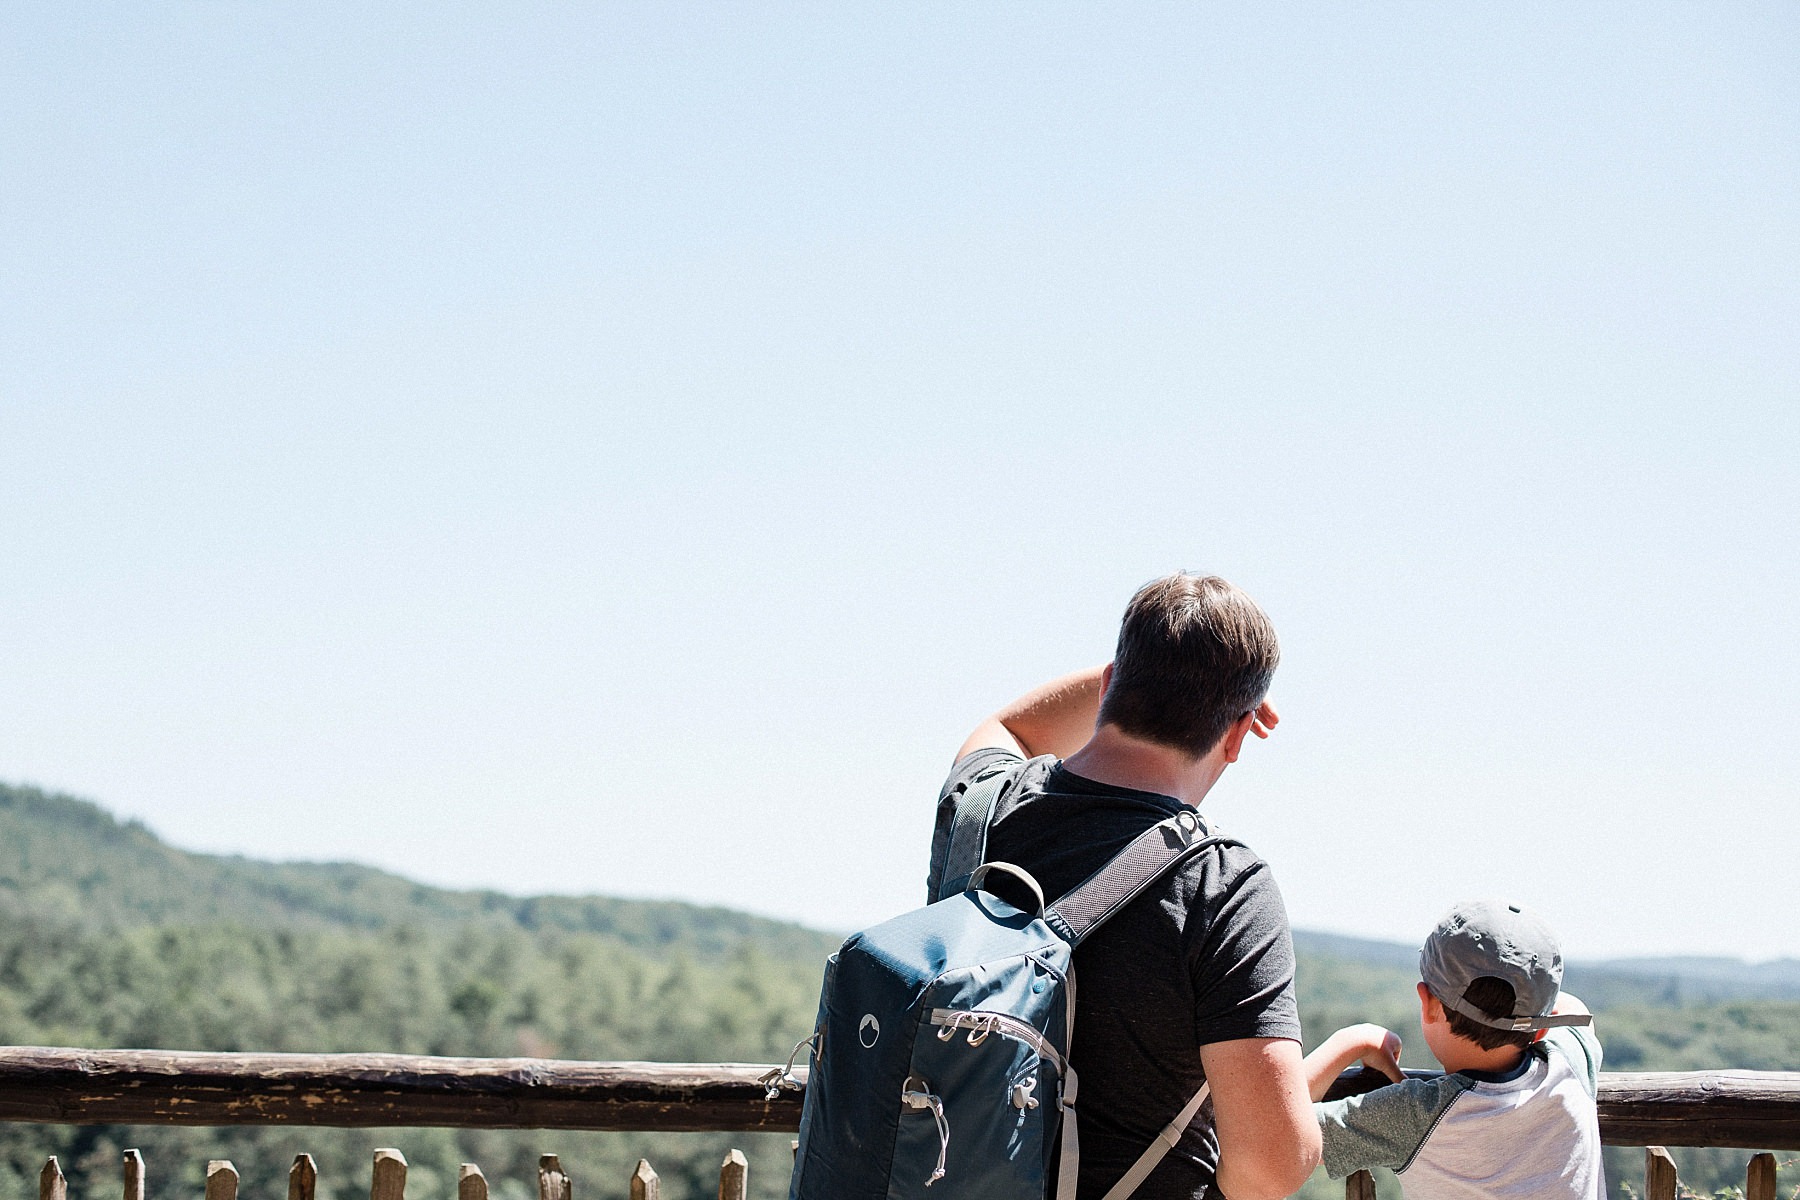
top-left (931, 573), bottom-right (1320, 1200)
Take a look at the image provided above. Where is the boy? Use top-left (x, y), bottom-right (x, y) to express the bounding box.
top-left (1303, 901), bottom-right (1604, 1200)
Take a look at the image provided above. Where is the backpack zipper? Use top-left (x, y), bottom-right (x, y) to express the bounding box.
top-left (927, 1008), bottom-right (1065, 1076)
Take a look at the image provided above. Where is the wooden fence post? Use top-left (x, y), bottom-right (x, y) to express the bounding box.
top-left (458, 1164), bottom-right (488, 1200)
top-left (206, 1161), bottom-right (239, 1200)
top-left (289, 1155), bottom-right (318, 1200)
top-left (629, 1160), bottom-right (658, 1200)
top-left (1646, 1146), bottom-right (1678, 1200)
top-left (123, 1150), bottom-right (145, 1200)
top-left (39, 1158), bottom-right (66, 1200)
top-left (1346, 1169), bottom-right (1376, 1200)
top-left (1747, 1152), bottom-right (1777, 1200)
top-left (538, 1155), bottom-right (571, 1200)
top-left (371, 1149), bottom-right (408, 1200)
top-left (718, 1149), bottom-right (748, 1200)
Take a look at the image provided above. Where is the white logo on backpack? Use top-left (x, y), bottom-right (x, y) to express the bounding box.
top-left (859, 1014), bottom-right (881, 1047)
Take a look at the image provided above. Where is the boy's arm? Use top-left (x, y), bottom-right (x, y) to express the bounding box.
top-left (1303, 1024), bottom-right (1405, 1102)
top-left (1553, 992), bottom-right (1590, 1018)
top-left (1544, 992), bottom-right (1602, 1092)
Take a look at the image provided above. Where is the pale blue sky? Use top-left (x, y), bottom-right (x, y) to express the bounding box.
top-left (3, 3), bottom-right (1796, 958)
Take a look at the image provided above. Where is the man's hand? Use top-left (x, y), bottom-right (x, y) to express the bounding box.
top-left (1249, 700), bottom-right (1279, 739)
top-left (1302, 1023), bottom-right (1404, 1102)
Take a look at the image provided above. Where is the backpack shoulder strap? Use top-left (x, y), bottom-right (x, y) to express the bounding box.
top-left (1043, 810), bottom-right (1239, 946)
top-left (931, 762), bottom-right (1015, 902)
top-left (1048, 810), bottom-right (1241, 1200)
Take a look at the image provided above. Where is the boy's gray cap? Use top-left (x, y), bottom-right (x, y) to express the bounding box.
top-left (1420, 900), bottom-right (1592, 1032)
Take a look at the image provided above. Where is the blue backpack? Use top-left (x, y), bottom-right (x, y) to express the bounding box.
top-left (772, 761), bottom-right (1233, 1200)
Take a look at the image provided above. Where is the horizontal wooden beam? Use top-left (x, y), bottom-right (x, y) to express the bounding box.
top-left (0, 1047), bottom-right (802, 1132)
top-left (1309, 1065), bottom-right (1800, 1150)
top-left (1600, 1071), bottom-right (1800, 1149)
top-left (3, 1048), bottom-right (1799, 1147)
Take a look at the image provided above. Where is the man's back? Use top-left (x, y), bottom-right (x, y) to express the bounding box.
top-left (937, 749), bottom-right (1301, 1200)
top-left (927, 572), bottom-right (1320, 1200)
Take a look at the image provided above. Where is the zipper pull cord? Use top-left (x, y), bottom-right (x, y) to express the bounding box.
top-left (758, 1032), bottom-right (818, 1101)
top-left (901, 1079), bottom-right (951, 1187)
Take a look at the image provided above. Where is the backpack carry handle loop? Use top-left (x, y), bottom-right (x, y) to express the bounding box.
top-left (965, 861), bottom-right (1047, 918)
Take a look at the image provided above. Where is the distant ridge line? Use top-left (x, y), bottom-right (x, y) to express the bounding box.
top-left (0, 780), bottom-right (838, 963)
top-left (7, 779), bottom-right (1796, 1004)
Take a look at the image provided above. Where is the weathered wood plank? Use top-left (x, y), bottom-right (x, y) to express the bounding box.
top-left (1747, 1152), bottom-right (1777, 1200)
top-left (538, 1155), bottom-right (570, 1200)
top-left (1602, 1073), bottom-right (1800, 1149)
top-left (0, 1049), bottom-right (1793, 1145)
top-left (0, 1048), bottom-right (800, 1132)
top-left (1346, 1169), bottom-right (1376, 1200)
top-left (123, 1149), bottom-right (144, 1200)
top-left (206, 1160), bottom-right (239, 1200)
top-left (289, 1154), bottom-right (317, 1200)
top-left (39, 1158), bottom-right (65, 1200)
top-left (371, 1149), bottom-right (406, 1200)
top-left (629, 1160), bottom-right (658, 1200)
top-left (1646, 1146), bottom-right (1678, 1200)
top-left (718, 1149), bottom-right (747, 1200)
top-left (458, 1164), bottom-right (488, 1200)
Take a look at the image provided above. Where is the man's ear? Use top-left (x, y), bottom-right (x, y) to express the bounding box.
top-left (1219, 710), bottom-right (1257, 764)
top-left (1416, 981), bottom-right (1440, 1024)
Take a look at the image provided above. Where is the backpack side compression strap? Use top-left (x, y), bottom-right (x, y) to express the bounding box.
top-left (1097, 1081), bottom-right (1212, 1200)
top-left (932, 763), bottom-right (1014, 902)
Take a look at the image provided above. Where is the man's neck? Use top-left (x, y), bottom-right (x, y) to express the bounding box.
top-left (1061, 724), bottom-right (1226, 807)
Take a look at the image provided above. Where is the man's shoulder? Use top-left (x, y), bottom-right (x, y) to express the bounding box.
top-left (1158, 819), bottom-right (1278, 913)
top-left (939, 747), bottom-right (1039, 801)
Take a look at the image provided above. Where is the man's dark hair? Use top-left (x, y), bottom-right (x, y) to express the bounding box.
top-left (1443, 976), bottom-right (1536, 1052)
top-left (1097, 573), bottom-right (1280, 759)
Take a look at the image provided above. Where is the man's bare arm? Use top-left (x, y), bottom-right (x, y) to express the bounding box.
top-left (953, 666), bottom-right (1109, 763)
top-left (1200, 1036), bottom-right (1322, 1200)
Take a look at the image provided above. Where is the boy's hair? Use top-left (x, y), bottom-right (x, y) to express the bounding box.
top-left (1441, 976), bottom-right (1537, 1052)
top-left (1098, 573), bottom-right (1280, 759)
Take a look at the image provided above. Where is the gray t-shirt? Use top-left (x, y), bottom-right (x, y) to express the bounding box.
top-left (933, 749), bottom-right (1302, 1200)
top-left (1315, 1027), bottom-right (1605, 1200)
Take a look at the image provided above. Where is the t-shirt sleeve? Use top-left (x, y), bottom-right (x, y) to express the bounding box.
top-left (1187, 852), bottom-right (1304, 1044)
top-left (1314, 1075), bottom-right (1473, 1178)
top-left (927, 748), bottom-right (1024, 903)
top-left (1544, 1024), bottom-right (1603, 1097)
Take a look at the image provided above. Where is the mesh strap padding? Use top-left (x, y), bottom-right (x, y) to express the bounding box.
top-left (1045, 816), bottom-right (1235, 947)
top-left (935, 766), bottom-right (1011, 902)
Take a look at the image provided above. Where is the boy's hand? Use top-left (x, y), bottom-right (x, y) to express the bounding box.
top-left (1303, 1022), bottom-right (1404, 1101)
top-left (1334, 1024), bottom-right (1404, 1082)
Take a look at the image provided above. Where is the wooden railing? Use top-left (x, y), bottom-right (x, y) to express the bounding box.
top-left (3, 1047), bottom-right (1798, 1197)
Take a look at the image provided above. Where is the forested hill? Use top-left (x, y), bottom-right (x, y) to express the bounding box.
top-left (0, 782), bottom-right (836, 963)
top-left (7, 779), bottom-right (1796, 1000)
